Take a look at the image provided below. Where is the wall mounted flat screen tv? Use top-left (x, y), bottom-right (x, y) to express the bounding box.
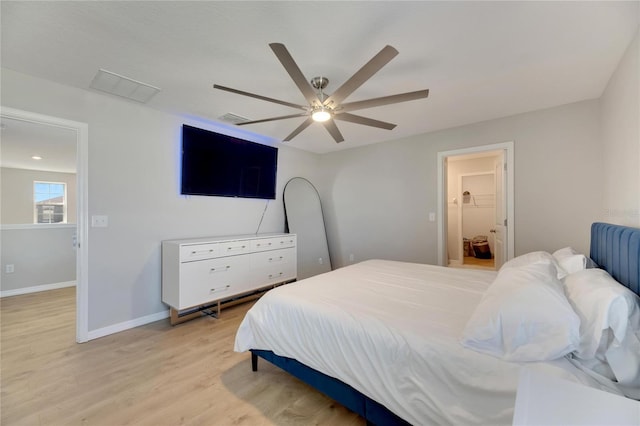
top-left (181, 125), bottom-right (278, 199)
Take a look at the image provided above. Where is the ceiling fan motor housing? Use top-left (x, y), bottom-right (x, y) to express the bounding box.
top-left (310, 76), bottom-right (329, 91)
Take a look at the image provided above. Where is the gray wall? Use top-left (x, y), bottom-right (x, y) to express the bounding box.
top-left (601, 29), bottom-right (639, 227)
top-left (1, 167), bottom-right (77, 224)
top-left (1, 168), bottom-right (78, 293)
top-left (1, 225), bottom-right (76, 292)
top-left (319, 100), bottom-right (603, 268)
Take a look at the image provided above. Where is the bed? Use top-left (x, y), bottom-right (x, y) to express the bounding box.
top-left (234, 222), bottom-right (640, 425)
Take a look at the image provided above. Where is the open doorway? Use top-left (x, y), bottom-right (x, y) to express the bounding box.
top-left (449, 164), bottom-right (497, 269)
top-left (0, 107), bottom-right (88, 342)
top-left (437, 142), bottom-right (514, 269)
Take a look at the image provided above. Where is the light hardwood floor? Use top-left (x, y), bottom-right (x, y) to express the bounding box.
top-left (463, 256), bottom-right (495, 269)
top-left (1, 288), bottom-right (364, 426)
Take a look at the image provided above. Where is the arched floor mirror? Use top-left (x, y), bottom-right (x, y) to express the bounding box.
top-left (284, 177), bottom-right (332, 279)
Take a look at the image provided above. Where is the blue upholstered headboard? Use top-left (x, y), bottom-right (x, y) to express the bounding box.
top-left (590, 222), bottom-right (640, 296)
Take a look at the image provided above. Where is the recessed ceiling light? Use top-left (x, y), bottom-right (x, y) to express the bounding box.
top-left (32, 156), bottom-right (42, 160)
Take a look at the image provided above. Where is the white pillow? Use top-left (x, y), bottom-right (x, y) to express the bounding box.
top-left (564, 268), bottom-right (640, 357)
top-left (563, 268), bottom-right (640, 387)
top-left (461, 262), bottom-right (580, 362)
top-left (501, 251), bottom-right (568, 279)
top-left (552, 247), bottom-right (589, 275)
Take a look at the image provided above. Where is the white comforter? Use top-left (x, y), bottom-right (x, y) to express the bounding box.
top-left (234, 259), bottom-right (615, 425)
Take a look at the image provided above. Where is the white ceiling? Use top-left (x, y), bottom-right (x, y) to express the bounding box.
top-left (0, 117), bottom-right (77, 173)
top-left (1, 1), bottom-right (638, 159)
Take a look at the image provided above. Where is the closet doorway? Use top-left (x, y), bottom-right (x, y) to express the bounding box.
top-left (454, 171), bottom-right (496, 269)
top-left (437, 142), bottom-right (514, 269)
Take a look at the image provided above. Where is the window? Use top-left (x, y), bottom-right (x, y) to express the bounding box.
top-left (34, 181), bottom-right (66, 224)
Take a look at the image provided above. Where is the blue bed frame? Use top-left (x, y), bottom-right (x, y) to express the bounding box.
top-left (250, 349), bottom-right (410, 425)
top-left (250, 222), bottom-right (640, 425)
top-left (590, 222), bottom-right (640, 296)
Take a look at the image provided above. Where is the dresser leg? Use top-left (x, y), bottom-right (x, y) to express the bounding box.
top-left (169, 308), bottom-right (202, 325)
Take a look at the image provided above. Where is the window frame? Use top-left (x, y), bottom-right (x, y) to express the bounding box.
top-left (33, 180), bottom-right (67, 224)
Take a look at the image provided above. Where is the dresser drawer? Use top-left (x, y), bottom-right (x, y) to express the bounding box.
top-left (180, 243), bottom-right (219, 262)
top-left (250, 247), bottom-right (296, 288)
top-left (251, 238), bottom-right (278, 251)
top-left (251, 235), bottom-right (296, 252)
top-left (178, 257), bottom-right (245, 309)
top-left (251, 247), bottom-right (295, 268)
top-left (219, 240), bottom-right (252, 256)
top-left (252, 262), bottom-right (296, 287)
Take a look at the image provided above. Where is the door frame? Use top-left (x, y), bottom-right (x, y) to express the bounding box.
top-left (437, 141), bottom-right (514, 266)
top-left (1, 106), bottom-right (89, 342)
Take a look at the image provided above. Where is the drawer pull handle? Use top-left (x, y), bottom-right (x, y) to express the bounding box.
top-left (210, 265), bottom-right (231, 272)
top-left (268, 272), bottom-right (284, 279)
top-left (191, 249), bottom-right (215, 255)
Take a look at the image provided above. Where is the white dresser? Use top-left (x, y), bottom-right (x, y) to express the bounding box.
top-left (162, 233), bottom-right (296, 323)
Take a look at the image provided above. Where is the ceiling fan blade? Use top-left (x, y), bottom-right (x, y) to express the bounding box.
top-left (323, 45), bottom-right (399, 108)
top-left (213, 84), bottom-right (307, 111)
top-left (322, 119), bottom-right (345, 143)
top-left (236, 113), bottom-right (309, 126)
top-left (269, 43), bottom-right (320, 107)
top-left (333, 112), bottom-right (396, 130)
top-left (340, 89), bottom-right (429, 112)
top-left (283, 117), bottom-right (314, 141)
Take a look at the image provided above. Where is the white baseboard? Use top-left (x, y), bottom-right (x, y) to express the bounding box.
top-left (0, 280), bottom-right (76, 298)
top-left (448, 259), bottom-right (463, 266)
top-left (87, 309), bottom-right (170, 341)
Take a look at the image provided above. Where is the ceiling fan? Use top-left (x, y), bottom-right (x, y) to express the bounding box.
top-left (213, 43), bottom-right (429, 143)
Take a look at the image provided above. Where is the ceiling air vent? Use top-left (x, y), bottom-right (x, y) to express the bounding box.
top-left (90, 69), bottom-right (161, 103)
top-left (219, 113), bottom-right (250, 125)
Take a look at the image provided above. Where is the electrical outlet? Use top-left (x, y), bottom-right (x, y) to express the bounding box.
top-left (91, 215), bottom-right (108, 228)
top-left (318, 257), bottom-right (323, 265)
top-left (349, 254), bottom-right (355, 262)
top-left (5, 264), bottom-right (15, 274)
top-left (429, 212), bottom-right (436, 222)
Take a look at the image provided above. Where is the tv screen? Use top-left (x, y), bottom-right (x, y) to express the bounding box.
top-left (181, 125), bottom-right (278, 199)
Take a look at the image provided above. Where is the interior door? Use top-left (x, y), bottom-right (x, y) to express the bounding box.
top-left (493, 152), bottom-right (507, 268)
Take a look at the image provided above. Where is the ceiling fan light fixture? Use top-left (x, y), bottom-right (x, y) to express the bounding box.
top-left (311, 107), bottom-right (332, 122)
top-left (213, 43), bottom-right (429, 144)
